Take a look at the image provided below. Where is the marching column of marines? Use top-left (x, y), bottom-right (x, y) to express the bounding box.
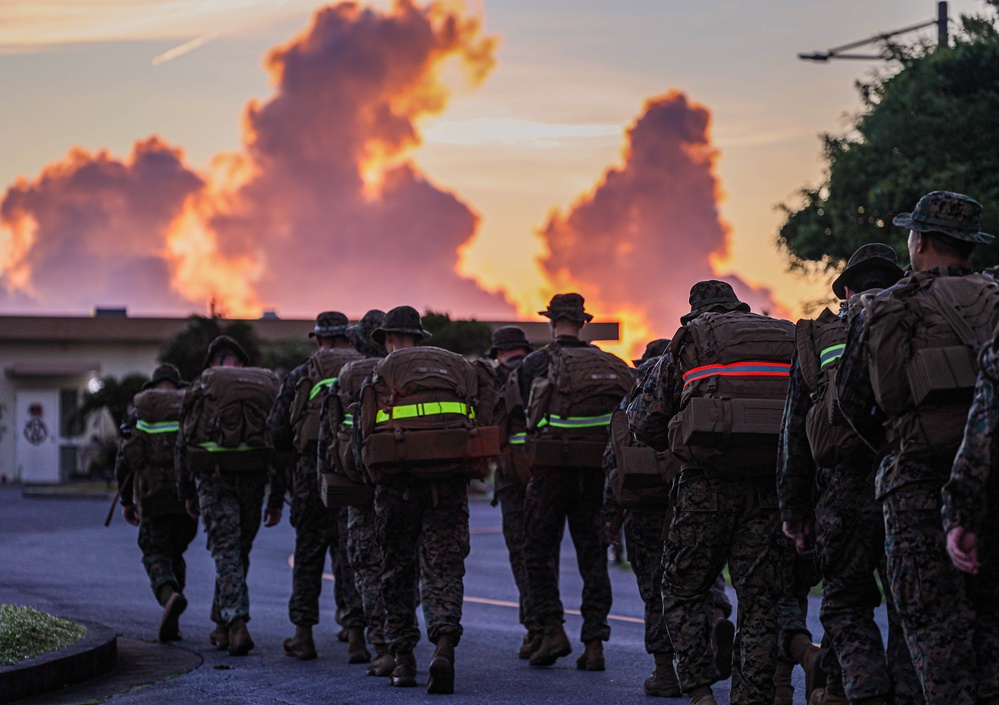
top-left (111, 189), bottom-right (999, 702)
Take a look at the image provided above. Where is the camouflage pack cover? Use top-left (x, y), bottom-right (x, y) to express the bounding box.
top-left (182, 366), bottom-right (279, 473)
top-left (525, 346), bottom-right (634, 469)
top-left (668, 310), bottom-right (795, 476)
top-left (866, 271), bottom-right (999, 465)
top-left (290, 348), bottom-right (362, 454)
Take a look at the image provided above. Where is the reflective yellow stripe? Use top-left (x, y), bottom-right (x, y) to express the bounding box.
top-left (375, 401), bottom-right (474, 424)
top-left (819, 345), bottom-right (845, 369)
top-left (536, 413), bottom-right (612, 429)
top-left (508, 433), bottom-right (526, 445)
top-left (197, 442), bottom-right (261, 453)
top-left (309, 377), bottom-right (337, 401)
top-left (136, 420), bottom-right (179, 434)
top-left (343, 413), bottom-right (354, 427)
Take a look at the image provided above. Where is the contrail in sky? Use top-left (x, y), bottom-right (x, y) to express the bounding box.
top-left (152, 32), bottom-right (220, 66)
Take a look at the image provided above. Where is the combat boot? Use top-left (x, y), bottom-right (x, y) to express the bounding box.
top-left (788, 633), bottom-right (823, 699)
top-left (156, 585), bottom-right (187, 643)
top-left (427, 634), bottom-right (456, 694)
top-left (529, 618), bottom-right (572, 667)
top-left (282, 625), bottom-right (317, 660)
top-left (209, 622), bottom-right (229, 651)
top-left (809, 686), bottom-right (849, 705)
top-left (688, 684), bottom-right (718, 705)
top-left (346, 627), bottom-right (371, 664)
top-left (711, 609), bottom-right (735, 680)
top-left (773, 659), bottom-right (794, 705)
top-left (644, 652), bottom-right (681, 697)
top-left (518, 629), bottom-right (543, 659)
top-left (367, 644), bottom-right (395, 677)
top-left (575, 640), bottom-right (605, 671)
top-left (227, 617), bottom-right (254, 656)
top-left (390, 650), bottom-right (418, 688)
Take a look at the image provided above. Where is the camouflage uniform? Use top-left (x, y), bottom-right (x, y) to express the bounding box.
top-left (838, 254), bottom-right (999, 704)
top-left (268, 360), bottom-right (362, 631)
top-left (519, 336), bottom-right (613, 646)
top-left (628, 282), bottom-right (782, 705)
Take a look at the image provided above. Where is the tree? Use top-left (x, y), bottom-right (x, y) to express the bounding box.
top-left (159, 315), bottom-right (261, 381)
top-left (778, 1), bottom-right (999, 277)
top-left (72, 373), bottom-right (148, 432)
top-left (420, 311), bottom-right (492, 357)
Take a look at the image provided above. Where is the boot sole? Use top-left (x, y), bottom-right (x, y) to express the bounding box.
top-left (644, 683), bottom-right (682, 698)
top-left (713, 619), bottom-right (735, 680)
top-left (390, 676), bottom-right (417, 688)
top-left (427, 656), bottom-right (454, 694)
top-left (367, 660), bottom-right (395, 677)
top-left (529, 643), bottom-right (572, 668)
top-left (158, 593), bottom-right (187, 643)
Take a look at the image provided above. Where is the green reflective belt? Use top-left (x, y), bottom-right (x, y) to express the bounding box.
top-left (342, 413), bottom-right (354, 427)
top-left (375, 401), bottom-right (474, 424)
top-left (819, 344), bottom-right (845, 369)
top-left (309, 377), bottom-right (337, 401)
top-left (197, 442), bottom-right (261, 453)
top-left (536, 413), bottom-right (612, 429)
top-left (508, 433), bottom-right (526, 445)
top-left (136, 420), bottom-right (179, 434)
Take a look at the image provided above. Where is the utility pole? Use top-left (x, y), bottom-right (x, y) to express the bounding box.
top-left (798, 2), bottom-right (948, 62)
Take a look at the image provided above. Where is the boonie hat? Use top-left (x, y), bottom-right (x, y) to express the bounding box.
top-left (203, 335), bottom-right (249, 369)
top-left (350, 309), bottom-right (387, 357)
top-left (538, 293), bottom-right (593, 323)
top-left (309, 311), bottom-right (351, 339)
top-left (142, 363), bottom-right (187, 390)
top-left (680, 280), bottom-right (750, 325)
top-left (487, 326), bottom-right (532, 359)
top-left (371, 306), bottom-right (432, 345)
top-left (831, 243), bottom-right (904, 299)
top-left (633, 338), bottom-right (669, 367)
top-left (893, 191), bottom-right (994, 244)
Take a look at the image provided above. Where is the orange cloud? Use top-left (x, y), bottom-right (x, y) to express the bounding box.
top-left (536, 91), bottom-right (785, 358)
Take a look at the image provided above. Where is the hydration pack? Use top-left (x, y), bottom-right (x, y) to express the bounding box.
top-left (290, 348), bottom-right (362, 455)
top-left (182, 366), bottom-right (279, 473)
top-left (525, 345), bottom-right (633, 469)
top-left (668, 311), bottom-right (795, 476)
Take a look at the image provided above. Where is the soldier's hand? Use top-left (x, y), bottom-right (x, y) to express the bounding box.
top-left (947, 526), bottom-right (980, 574)
top-left (121, 504), bottom-right (140, 526)
top-left (781, 520), bottom-right (814, 556)
top-left (264, 505), bottom-right (282, 527)
top-left (185, 499), bottom-right (200, 520)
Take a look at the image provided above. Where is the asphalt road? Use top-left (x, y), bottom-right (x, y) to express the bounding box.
top-left (0, 486), bottom-right (859, 704)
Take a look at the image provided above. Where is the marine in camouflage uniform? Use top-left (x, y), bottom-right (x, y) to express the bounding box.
top-left (779, 244), bottom-right (922, 705)
top-left (837, 192), bottom-right (999, 704)
top-left (478, 326), bottom-right (542, 658)
top-left (518, 294), bottom-right (614, 671)
top-left (267, 311), bottom-right (365, 662)
top-left (115, 363), bottom-right (198, 643)
top-left (176, 335), bottom-right (285, 656)
top-left (602, 341), bottom-right (734, 698)
top-left (361, 306), bottom-right (497, 694)
top-left (628, 281), bottom-right (782, 705)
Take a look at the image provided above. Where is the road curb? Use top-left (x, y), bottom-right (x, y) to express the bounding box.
top-left (0, 620), bottom-right (117, 704)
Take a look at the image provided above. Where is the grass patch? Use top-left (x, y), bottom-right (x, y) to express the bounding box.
top-left (0, 604), bottom-right (87, 666)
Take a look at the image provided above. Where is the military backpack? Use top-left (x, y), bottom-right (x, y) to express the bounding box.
top-left (290, 348), bottom-right (362, 455)
top-left (320, 356), bottom-right (380, 508)
top-left (668, 310), bottom-right (795, 476)
top-left (182, 366), bottom-right (279, 474)
top-left (523, 345), bottom-right (633, 470)
top-left (607, 407), bottom-right (677, 509)
top-left (120, 388), bottom-right (185, 513)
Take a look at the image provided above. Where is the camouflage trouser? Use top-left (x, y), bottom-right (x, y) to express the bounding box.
top-left (375, 474), bottom-right (469, 654)
top-left (197, 471), bottom-right (267, 626)
top-left (663, 473), bottom-right (779, 705)
top-left (138, 512), bottom-right (199, 603)
top-left (884, 484), bottom-right (999, 704)
top-left (523, 467), bottom-right (612, 644)
top-left (628, 510), bottom-right (732, 656)
top-left (497, 483), bottom-right (540, 632)
top-left (815, 470), bottom-right (921, 704)
top-left (333, 507), bottom-right (364, 628)
top-left (347, 503), bottom-right (386, 647)
top-left (776, 532), bottom-right (818, 654)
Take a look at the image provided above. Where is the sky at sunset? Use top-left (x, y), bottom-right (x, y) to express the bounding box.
top-left (0, 0), bottom-right (983, 356)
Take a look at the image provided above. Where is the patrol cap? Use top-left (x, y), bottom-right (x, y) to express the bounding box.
top-left (538, 293), bottom-right (593, 323)
top-left (831, 243), bottom-right (904, 299)
top-left (371, 306), bottom-right (432, 345)
top-left (203, 335), bottom-right (249, 369)
top-left (350, 309), bottom-right (387, 356)
top-left (680, 280), bottom-right (750, 325)
top-left (893, 191), bottom-right (994, 244)
top-left (487, 326), bottom-right (532, 359)
top-left (309, 311), bottom-right (351, 339)
top-left (142, 363), bottom-right (187, 390)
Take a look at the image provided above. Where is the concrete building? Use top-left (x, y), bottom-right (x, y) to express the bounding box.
top-left (0, 313), bottom-right (619, 484)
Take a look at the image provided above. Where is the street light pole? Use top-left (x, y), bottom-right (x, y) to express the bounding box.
top-left (798, 2), bottom-right (948, 62)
